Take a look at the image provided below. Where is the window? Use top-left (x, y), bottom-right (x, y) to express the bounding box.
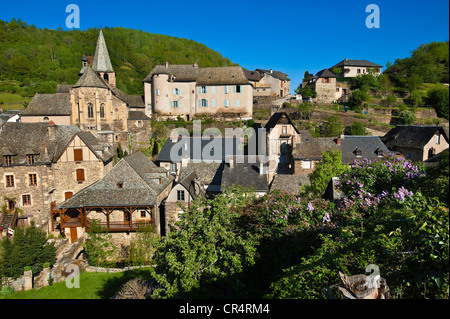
top-left (436, 134), bottom-right (441, 145)
top-left (336, 88), bottom-right (340, 92)
top-left (178, 210), bottom-right (184, 221)
top-left (357, 69), bottom-right (361, 74)
top-left (76, 169), bottom-right (85, 183)
top-left (29, 174), bottom-right (37, 186)
top-left (140, 211), bottom-right (146, 218)
top-left (234, 85), bottom-right (241, 93)
top-left (170, 163), bottom-right (177, 174)
top-left (87, 104), bottom-right (94, 118)
top-left (3, 155), bottom-right (12, 167)
top-left (211, 99), bottom-right (216, 107)
top-left (117, 183), bottom-right (123, 189)
top-left (100, 104), bottom-right (105, 118)
top-left (322, 77), bottom-right (330, 83)
top-left (177, 190), bottom-right (185, 201)
top-left (26, 154), bottom-right (35, 165)
top-left (224, 99), bottom-right (229, 108)
top-left (173, 88), bottom-right (180, 95)
top-left (5, 175), bottom-right (14, 187)
top-left (200, 86), bottom-right (207, 94)
top-left (74, 149), bottom-right (83, 162)
top-left (211, 86), bottom-right (216, 94)
top-left (171, 100), bottom-right (180, 108)
top-left (156, 89), bottom-right (160, 96)
top-left (282, 126), bottom-right (287, 135)
top-left (200, 99), bottom-right (208, 107)
top-left (224, 86), bottom-right (229, 94)
top-left (65, 192), bottom-right (73, 200)
top-left (303, 161), bottom-right (311, 169)
top-left (22, 195), bottom-right (31, 206)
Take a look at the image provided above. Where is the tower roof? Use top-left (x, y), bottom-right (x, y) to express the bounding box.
top-left (92, 29), bottom-right (114, 73)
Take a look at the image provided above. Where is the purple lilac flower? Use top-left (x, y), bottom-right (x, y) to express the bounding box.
top-left (322, 212), bottom-right (331, 224)
top-left (307, 202), bottom-right (314, 211)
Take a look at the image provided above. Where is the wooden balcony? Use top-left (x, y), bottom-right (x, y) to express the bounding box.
top-left (85, 218), bottom-right (154, 232)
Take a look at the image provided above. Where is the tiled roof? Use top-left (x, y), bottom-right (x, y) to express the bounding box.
top-left (255, 69), bottom-right (290, 81)
top-left (73, 67), bottom-right (109, 89)
top-left (143, 64), bottom-right (250, 85)
top-left (21, 94), bottom-right (71, 116)
top-left (382, 125), bottom-right (448, 150)
top-left (220, 158), bottom-right (269, 193)
top-left (269, 174), bottom-right (310, 195)
top-left (92, 30), bottom-right (114, 73)
top-left (339, 135), bottom-right (390, 164)
top-left (330, 59), bottom-right (382, 68)
top-left (57, 152), bottom-right (173, 209)
top-left (0, 122), bottom-right (111, 165)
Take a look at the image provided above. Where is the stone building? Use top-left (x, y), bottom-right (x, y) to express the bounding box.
top-left (20, 30), bottom-right (151, 153)
top-left (244, 68), bottom-right (291, 98)
top-left (54, 152), bottom-right (173, 242)
top-left (382, 125), bottom-right (449, 162)
top-left (329, 59), bottom-right (383, 77)
top-left (303, 69), bottom-right (338, 104)
top-left (143, 63), bottom-right (253, 121)
top-left (0, 122), bottom-right (113, 234)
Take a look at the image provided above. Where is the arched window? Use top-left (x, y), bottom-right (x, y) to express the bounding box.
top-left (100, 104), bottom-right (105, 118)
top-left (87, 104), bottom-right (94, 118)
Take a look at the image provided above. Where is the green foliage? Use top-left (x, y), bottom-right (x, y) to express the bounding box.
top-left (350, 73), bottom-right (379, 92)
top-left (318, 115), bottom-right (344, 137)
top-left (295, 86), bottom-right (317, 98)
top-left (427, 86), bottom-right (449, 120)
top-left (151, 186), bottom-right (259, 298)
top-left (345, 121), bottom-right (367, 136)
top-left (0, 221), bottom-right (56, 279)
top-left (302, 150), bottom-right (348, 198)
top-left (127, 224), bottom-right (159, 266)
top-left (0, 19), bottom-right (235, 97)
top-left (348, 90), bottom-right (369, 110)
top-left (297, 102), bottom-right (314, 119)
top-left (83, 220), bottom-right (118, 268)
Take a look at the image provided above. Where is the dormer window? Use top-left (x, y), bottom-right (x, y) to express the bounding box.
top-left (3, 155), bottom-right (12, 167)
top-left (436, 134), bottom-right (441, 145)
top-left (374, 148), bottom-right (383, 157)
top-left (354, 147), bottom-right (362, 157)
top-left (26, 154), bottom-right (36, 165)
top-left (117, 183), bottom-right (123, 189)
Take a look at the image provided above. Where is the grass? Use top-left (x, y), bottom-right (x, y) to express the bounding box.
top-left (0, 92), bottom-right (29, 110)
top-left (3, 267), bottom-right (156, 299)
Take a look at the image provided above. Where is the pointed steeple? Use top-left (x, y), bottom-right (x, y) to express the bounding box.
top-left (92, 29), bottom-right (114, 73)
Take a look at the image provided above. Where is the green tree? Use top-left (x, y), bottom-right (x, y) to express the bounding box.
top-left (348, 90), bottom-right (369, 110)
top-left (84, 220), bottom-right (118, 268)
top-left (302, 150), bottom-right (348, 198)
top-left (345, 121), bottom-right (367, 136)
top-left (427, 87), bottom-right (449, 120)
top-left (128, 224), bottom-right (159, 266)
top-left (152, 186), bottom-right (258, 298)
top-left (0, 222), bottom-right (56, 278)
top-left (295, 86), bottom-right (317, 98)
top-left (319, 115), bottom-right (344, 137)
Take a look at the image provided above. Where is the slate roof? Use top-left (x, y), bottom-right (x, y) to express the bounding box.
top-left (56, 84), bottom-right (73, 94)
top-left (315, 69), bottom-right (337, 78)
top-left (264, 112), bottom-right (300, 135)
top-left (339, 135), bottom-right (390, 164)
top-left (292, 130), bottom-right (323, 160)
top-left (178, 162), bottom-right (223, 193)
top-left (92, 30), bottom-right (114, 73)
top-left (157, 137), bottom-right (241, 163)
top-left (143, 64), bottom-right (251, 86)
top-left (73, 67), bottom-right (110, 89)
top-left (255, 69), bottom-right (290, 81)
top-left (21, 94), bottom-right (71, 116)
top-left (243, 69), bottom-right (263, 82)
top-left (220, 158), bottom-right (269, 193)
top-left (128, 111), bottom-right (151, 121)
top-left (0, 122), bottom-right (112, 165)
top-left (330, 59), bottom-right (382, 68)
top-left (57, 152), bottom-right (173, 209)
top-left (269, 174), bottom-right (310, 195)
top-left (382, 125), bottom-right (449, 150)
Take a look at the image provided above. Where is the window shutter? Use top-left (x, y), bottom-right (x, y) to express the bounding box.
top-left (205, 86), bottom-right (208, 94)
top-left (76, 169), bottom-right (85, 182)
top-left (74, 149), bottom-right (83, 162)
top-left (236, 99), bottom-right (240, 107)
top-left (212, 99), bottom-right (216, 107)
top-left (212, 86), bottom-right (216, 94)
top-left (233, 85), bottom-right (236, 93)
top-left (198, 99), bottom-right (201, 108)
top-left (170, 101), bottom-right (173, 108)
top-left (225, 86), bottom-right (228, 94)
top-left (206, 99), bottom-right (208, 107)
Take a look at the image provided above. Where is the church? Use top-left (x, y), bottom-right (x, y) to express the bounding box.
top-left (20, 30), bottom-right (151, 153)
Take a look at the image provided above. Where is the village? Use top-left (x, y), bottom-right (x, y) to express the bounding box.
top-left (0, 29), bottom-right (449, 300)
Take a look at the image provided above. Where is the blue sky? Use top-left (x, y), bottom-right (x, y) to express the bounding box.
top-left (1, 0), bottom-right (449, 92)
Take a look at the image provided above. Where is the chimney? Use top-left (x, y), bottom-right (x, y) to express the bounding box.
top-left (259, 157), bottom-right (264, 175)
top-left (337, 138), bottom-right (341, 145)
top-left (165, 61), bottom-right (169, 68)
top-left (229, 156), bottom-right (234, 169)
top-left (270, 69), bottom-right (273, 74)
top-left (48, 121), bottom-right (56, 140)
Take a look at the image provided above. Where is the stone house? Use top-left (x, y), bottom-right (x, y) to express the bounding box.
top-left (263, 112), bottom-right (300, 179)
top-left (381, 125), bottom-right (449, 162)
top-left (329, 58), bottom-right (383, 77)
top-left (20, 30), bottom-right (150, 153)
top-left (54, 152), bottom-right (173, 242)
top-left (244, 68), bottom-right (290, 98)
top-left (143, 63), bottom-right (253, 121)
top-left (292, 129), bottom-right (323, 176)
top-left (0, 122), bottom-right (113, 234)
top-left (164, 168), bottom-right (204, 230)
top-left (304, 69), bottom-right (338, 103)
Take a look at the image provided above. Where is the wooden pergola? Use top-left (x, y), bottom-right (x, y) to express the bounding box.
top-left (51, 204), bottom-right (155, 233)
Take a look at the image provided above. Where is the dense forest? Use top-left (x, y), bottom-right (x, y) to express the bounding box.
top-left (0, 18), bottom-right (236, 97)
